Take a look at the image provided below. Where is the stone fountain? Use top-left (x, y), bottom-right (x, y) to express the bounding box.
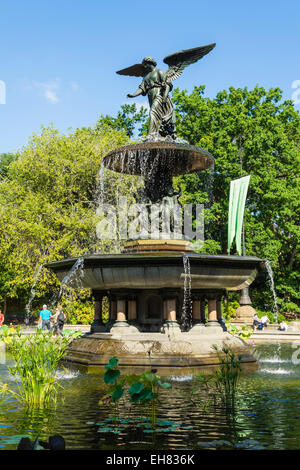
top-left (46, 44), bottom-right (264, 371)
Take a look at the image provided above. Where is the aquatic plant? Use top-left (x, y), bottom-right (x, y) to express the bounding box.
top-left (185, 346), bottom-right (242, 412)
top-left (0, 327), bottom-right (79, 406)
top-left (212, 345), bottom-right (242, 409)
top-left (99, 356), bottom-right (171, 430)
top-left (184, 374), bottom-right (215, 411)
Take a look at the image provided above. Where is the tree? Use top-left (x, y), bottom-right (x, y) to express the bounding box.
top-left (0, 153), bottom-right (16, 180)
top-left (96, 103), bottom-right (148, 138)
top-left (172, 85), bottom-right (300, 311)
top-left (0, 124), bottom-right (139, 311)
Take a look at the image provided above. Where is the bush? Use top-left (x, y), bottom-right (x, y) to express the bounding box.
top-left (66, 300), bottom-right (94, 325)
top-left (223, 300), bottom-right (240, 320)
top-left (277, 300), bottom-right (300, 314)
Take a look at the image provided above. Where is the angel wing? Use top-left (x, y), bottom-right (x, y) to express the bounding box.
top-left (164, 43), bottom-right (216, 82)
top-left (116, 63), bottom-right (148, 77)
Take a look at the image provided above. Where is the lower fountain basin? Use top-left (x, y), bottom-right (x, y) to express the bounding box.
top-left (63, 331), bottom-right (258, 371)
top-left (45, 253), bottom-right (264, 291)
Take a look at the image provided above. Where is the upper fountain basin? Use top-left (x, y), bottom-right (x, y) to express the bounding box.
top-left (45, 253), bottom-right (264, 291)
top-left (102, 141), bottom-right (214, 176)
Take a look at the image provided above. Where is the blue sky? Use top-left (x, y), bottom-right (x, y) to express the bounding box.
top-left (1, 0), bottom-right (299, 153)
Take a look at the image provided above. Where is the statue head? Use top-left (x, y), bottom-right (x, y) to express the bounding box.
top-left (142, 57), bottom-right (157, 70)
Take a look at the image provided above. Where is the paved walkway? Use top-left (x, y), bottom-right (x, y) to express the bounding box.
top-left (17, 324), bottom-right (91, 334)
top-left (251, 328), bottom-right (300, 342)
top-left (8, 323), bottom-right (300, 343)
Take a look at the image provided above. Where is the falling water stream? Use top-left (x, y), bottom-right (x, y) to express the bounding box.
top-left (55, 257), bottom-right (85, 303)
top-left (182, 254), bottom-right (192, 331)
top-left (24, 264), bottom-right (44, 325)
top-left (265, 260), bottom-right (279, 322)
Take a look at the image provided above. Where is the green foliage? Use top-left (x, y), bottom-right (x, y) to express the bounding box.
top-left (0, 327), bottom-right (77, 406)
top-left (60, 289), bottom-right (94, 325)
top-left (223, 300), bottom-right (240, 320)
top-left (100, 356), bottom-right (171, 430)
top-left (172, 85), bottom-right (300, 311)
top-left (0, 153), bottom-right (16, 180)
top-left (96, 103), bottom-right (148, 138)
top-left (277, 300), bottom-right (300, 314)
top-left (0, 124), bottom-right (140, 309)
top-left (58, 289), bottom-right (109, 325)
top-left (0, 383), bottom-right (9, 406)
top-left (185, 346), bottom-right (243, 412)
top-left (61, 329), bottom-right (83, 339)
top-left (226, 322), bottom-right (253, 339)
top-left (212, 346), bottom-right (242, 409)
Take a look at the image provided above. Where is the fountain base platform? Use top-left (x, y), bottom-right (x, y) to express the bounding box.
top-left (63, 329), bottom-right (257, 373)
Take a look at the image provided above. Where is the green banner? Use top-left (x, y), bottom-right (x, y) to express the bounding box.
top-left (227, 175), bottom-right (250, 255)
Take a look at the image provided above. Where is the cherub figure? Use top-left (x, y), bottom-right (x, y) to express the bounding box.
top-left (117, 43), bottom-right (215, 139)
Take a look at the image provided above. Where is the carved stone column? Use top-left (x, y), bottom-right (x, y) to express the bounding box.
top-left (110, 300), bottom-right (117, 321)
top-left (207, 299), bottom-right (217, 323)
top-left (127, 298), bottom-right (140, 331)
top-left (109, 294), bottom-right (139, 335)
top-left (189, 295), bottom-right (205, 334)
top-left (216, 296), bottom-right (227, 331)
top-left (128, 300), bottom-right (137, 321)
top-left (91, 292), bottom-right (106, 333)
top-left (205, 293), bottom-right (223, 333)
top-left (216, 299), bottom-right (222, 321)
top-left (161, 294), bottom-right (181, 334)
top-left (200, 298), bottom-right (206, 324)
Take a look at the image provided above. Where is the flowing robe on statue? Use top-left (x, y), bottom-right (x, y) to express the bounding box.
top-left (139, 69), bottom-right (176, 135)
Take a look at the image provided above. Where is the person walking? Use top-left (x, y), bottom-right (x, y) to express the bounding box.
top-left (38, 305), bottom-right (52, 331)
top-left (53, 305), bottom-right (66, 336)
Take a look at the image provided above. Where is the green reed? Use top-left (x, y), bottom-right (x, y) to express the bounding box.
top-left (212, 345), bottom-right (242, 409)
top-left (0, 327), bottom-right (79, 406)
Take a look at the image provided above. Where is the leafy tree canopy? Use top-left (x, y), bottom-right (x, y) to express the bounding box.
top-left (172, 85), bottom-right (300, 310)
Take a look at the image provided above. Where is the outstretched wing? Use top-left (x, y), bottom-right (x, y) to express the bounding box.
top-left (116, 63), bottom-right (148, 77)
top-left (164, 43), bottom-right (216, 82)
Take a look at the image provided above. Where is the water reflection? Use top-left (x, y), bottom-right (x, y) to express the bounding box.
top-left (0, 343), bottom-right (299, 450)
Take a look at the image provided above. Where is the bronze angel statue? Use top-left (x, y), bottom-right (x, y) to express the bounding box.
top-left (117, 43), bottom-right (216, 139)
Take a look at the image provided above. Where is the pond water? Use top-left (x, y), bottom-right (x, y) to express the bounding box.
top-left (0, 342), bottom-right (300, 450)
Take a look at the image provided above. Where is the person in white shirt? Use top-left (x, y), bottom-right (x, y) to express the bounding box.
top-left (260, 315), bottom-right (269, 330)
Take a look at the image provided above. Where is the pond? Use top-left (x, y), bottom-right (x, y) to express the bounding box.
top-left (0, 342), bottom-right (299, 450)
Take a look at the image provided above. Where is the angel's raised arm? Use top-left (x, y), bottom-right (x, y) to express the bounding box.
top-left (127, 88), bottom-right (143, 99)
